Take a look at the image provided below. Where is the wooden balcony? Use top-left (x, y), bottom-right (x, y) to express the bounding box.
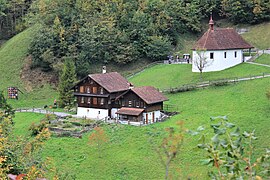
top-left (73, 92), bottom-right (109, 98)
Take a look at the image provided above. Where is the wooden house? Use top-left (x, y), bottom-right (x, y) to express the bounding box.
top-left (192, 16), bottom-right (254, 72)
top-left (116, 86), bottom-right (168, 124)
top-left (73, 72), bottom-right (131, 119)
top-left (73, 71), bottom-right (168, 124)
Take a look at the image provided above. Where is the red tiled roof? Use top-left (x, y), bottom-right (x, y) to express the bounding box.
top-left (192, 28), bottom-right (254, 50)
top-left (116, 107), bottom-right (144, 116)
top-left (131, 86), bottom-right (168, 104)
top-left (89, 72), bottom-right (131, 93)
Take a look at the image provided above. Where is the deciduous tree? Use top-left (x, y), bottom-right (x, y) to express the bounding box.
top-left (193, 49), bottom-right (213, 81)
top-left (88, 127), bottom-right (108, 158)
top-left (154, 121), bottom-right (184, 180)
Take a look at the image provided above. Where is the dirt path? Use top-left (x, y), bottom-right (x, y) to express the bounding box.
top-left (246, 61), bottom-right (270, 68)
top-left (15, 108), bottom-right (74, 117)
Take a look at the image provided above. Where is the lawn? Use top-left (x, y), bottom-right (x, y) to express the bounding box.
top-left (13, 78), bottom-right (270, 179)
top-left (255, 54), bottom-right (270, 65)
top-left (129, 63), bottom-right (270, 90)
top-left (13, 112), bottom-right (45, 136)
top-left (0, 25), bottom-right (57, 108)
top-left (242, 22), bottom-right (270, 49)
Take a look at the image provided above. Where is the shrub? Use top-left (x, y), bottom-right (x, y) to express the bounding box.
top-left (189, 116), bottom-right (270, 179)
top-left (29, 121), bottom-right (47, 136)
top-left (43, 113), bottom-right (57, 121)
top-left (211, 80), bottom-right (229, 86)
top-left (62, 122), bottom-right (73, 128)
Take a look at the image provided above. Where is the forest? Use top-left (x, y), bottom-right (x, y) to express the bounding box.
top-left (0, 0), bottom-right (269, 77)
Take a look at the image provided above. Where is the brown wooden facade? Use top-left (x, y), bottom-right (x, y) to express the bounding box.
top-left (73, 76), bottom-right (126, 116)
top-left (117, 90), bottom-right (163, 113)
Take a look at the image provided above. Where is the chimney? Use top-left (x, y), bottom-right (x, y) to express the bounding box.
top-left (102, 66), bottom-right (106, 74)
top-left (209, 14), bottom-right (214, 31)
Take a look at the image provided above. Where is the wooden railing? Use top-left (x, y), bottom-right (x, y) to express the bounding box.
top-left (160, 72), bottom-right (270, 94)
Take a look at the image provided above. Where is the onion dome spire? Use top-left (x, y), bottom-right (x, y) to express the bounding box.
top-left (209, 13), bottom-right (214, 31)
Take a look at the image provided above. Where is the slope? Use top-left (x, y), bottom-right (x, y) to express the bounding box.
top-left (0, 26), bottom-right (57, 108)
top-left (129, 63), bottom-right (270, 90)
top-left (242, 22), bottom-right (270, 49)
top-left (13, 77), bottom-right (270, 179)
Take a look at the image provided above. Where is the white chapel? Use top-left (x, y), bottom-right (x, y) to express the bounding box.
top-left (192, 16), bottom-right (254, 72)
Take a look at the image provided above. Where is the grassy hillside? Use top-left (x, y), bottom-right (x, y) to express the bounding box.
top-left (129, 63), bottom-right (270, 89)
top-left (13, 77), bottom-right (270, 179)
top-left (255, 54), bottom-right (270, 65)
top-left (242, 22), bottom-right (270, 49)
top-left (0, 26), bottom-right (57, 108)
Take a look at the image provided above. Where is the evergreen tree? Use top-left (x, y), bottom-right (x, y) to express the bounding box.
top-left (58, 58), bottom-right (76, 108)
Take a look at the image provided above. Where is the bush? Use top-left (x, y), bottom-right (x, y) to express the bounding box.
top-left (62, 122), bottom-right (73, 128)
top-left (170, 85), bottom-right (196, 93)
top-left (211, 80), bottom-right (229, 87)
top-left (70, 121), bottom-right (82, 126)
top-left (29, 121), bottom-right (47, 136)
top-left (43, 113), bottom-right (57, 121)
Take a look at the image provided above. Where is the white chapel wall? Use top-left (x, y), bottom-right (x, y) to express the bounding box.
top-left (192, 49), bottom-right (243, 72)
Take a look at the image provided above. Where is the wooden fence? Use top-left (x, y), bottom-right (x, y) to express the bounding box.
top-left (161, 72), bottom-right (270, 94)
top-left (126, 61), bottom-right (164, 79)
top-left (163, 104), bottom-right (180, 113)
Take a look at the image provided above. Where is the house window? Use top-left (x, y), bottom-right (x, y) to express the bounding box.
top-left (121, 100), bottom-right (125, 106)
top-left (87, 97), bottom-right (91, 104)
top-left (86, 87), bottom-right (90, 93)
top-left (136, 101), bottom-right (140, 107)
top-left (100, 98), bottom-right (104, 105)
top-left (92, 87), bottom-right (97, 94)
top-left (100, 88), bottom-right (104, 94)
top-left (93, 98), bottom-right (97, 105)
top-left (235, 51), bottom-right (237, 58)
top-left (81, 97), bottom-right (85, 104)
top-left (128, 100), bottom-right (132, 107)
top-left (224, 52), bottom-right (227, 58)
top-left (90, 80), bottom-right (93, 84)
top-left (210, 52), bottom-right (214, 59)
top-left (79, 86), bottom-right (84, 93)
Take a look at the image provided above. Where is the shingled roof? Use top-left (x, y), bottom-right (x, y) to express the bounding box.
top-left (131, 86), bottom-right (168, 104)
top-left (116, 107), bottom-right (144, 116)
top-left (89, 72), bottom-right (131, 93)
top-left (192, 28), bottom-right (254, 51)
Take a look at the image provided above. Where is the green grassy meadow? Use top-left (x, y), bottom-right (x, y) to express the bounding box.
top-left (13, 112), bottom-right (45, 136)
top-left (13, 77), bottom-right (270, 179)
top-left (255, 54), bottom-right (270, 65)
top-left (129, 63), bottom-right (270, 89)
top-left (0, 26), bottom-right (57, 108)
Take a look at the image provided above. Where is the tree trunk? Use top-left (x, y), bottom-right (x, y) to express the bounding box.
top-left (165, 164), bottom-right (169, 180)
top-left (200, 71), bottom-right (203, 81)
top-left (164, 159), bottom-right (171, 180)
